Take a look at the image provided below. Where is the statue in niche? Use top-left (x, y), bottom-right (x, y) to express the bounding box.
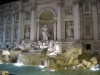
top-left (25, 27), bottom-right (30, 39)
top-left (41, 25), bottom-right (50, 41)
top-left (66, 23), bottom-right (73, 38)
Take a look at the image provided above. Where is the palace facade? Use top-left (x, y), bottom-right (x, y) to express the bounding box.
top-left (0, 0), bottom-right (100, 51)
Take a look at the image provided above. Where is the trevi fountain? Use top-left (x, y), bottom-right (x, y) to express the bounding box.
top-left (0, 0), bottom-right (100, 75)
top-left (0, 28), bottom-right (100, 75)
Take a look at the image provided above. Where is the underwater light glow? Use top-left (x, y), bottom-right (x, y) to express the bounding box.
top-left (65, 67), bottom-right (67, 69)
top-left (42, 70), bottom-right (45, 71)
top-left (77, 64), bottom-right (83, 67)
top-left (90, 64), bottom-right (99, 71)
top-left (14, 63), bottom-right (24, 66)
top-left (90, 67), bottom-right (99, 71)
top-left (72, 66), bottom-right (76, 69)
top-left (39, 65), bottom-right (45, 68)
top-left (50, 69), bottom-right (55, 72)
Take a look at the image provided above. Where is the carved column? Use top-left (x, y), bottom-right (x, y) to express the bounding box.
top-left (91, 2), bottom-right (98, 39)
top-left (53, 17), bottom-right (57, 41)
top-left (3, 12), bottom-right (7, 43)
top-left (61, 1), bottom-right (65, 40)
top-left (80, 3), bottom-right (84, 40)
top-left (18, 8), bottom-right (23, 43)
top-left (30, 5), bottom-right (36, 42)
top-left (73, 1), bottom-right (81, 40)
top-left (36, 19), bottom-right (40, 41)
top-left (57, 2), bottom-right (62, 41)
top-left (11, 10), bottom-right (15, 43)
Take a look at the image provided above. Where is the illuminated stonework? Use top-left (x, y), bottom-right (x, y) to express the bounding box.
top-left (0, 0), bottom-right (100, 52)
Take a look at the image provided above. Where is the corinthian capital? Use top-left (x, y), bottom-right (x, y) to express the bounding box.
top-left (31, 5), bottom-right (36, 11)
top-left (57, 0), bottom-right (65, 7)
top-left (91, 2), bottom-right (97, 6)
top-left (4, 11), bottom-right (7, 18)
top-left (73, 0), bottom-right (79, 5)
top-left (18, 8), bottom-right (24, 13)
top-left (36, 19), bottom-right (40, 23)
top-left (53, 17), bottom-right (57, 22)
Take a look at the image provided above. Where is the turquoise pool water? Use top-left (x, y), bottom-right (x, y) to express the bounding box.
top-left (0, 64), bottom-right (100, 75)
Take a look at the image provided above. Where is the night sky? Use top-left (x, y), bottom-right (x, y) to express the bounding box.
top-left (0, 0), bottom-right (19, 5)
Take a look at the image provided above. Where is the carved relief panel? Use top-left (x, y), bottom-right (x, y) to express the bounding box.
top-left (24, 11), bottom-right (31, 20)
top-left (65, 21), bottom-right (74, 39)
top-left (65, 6), bottom-right (73, 15)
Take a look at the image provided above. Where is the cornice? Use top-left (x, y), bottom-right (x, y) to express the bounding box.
top-left (35, 0), bottom-right (59, 5)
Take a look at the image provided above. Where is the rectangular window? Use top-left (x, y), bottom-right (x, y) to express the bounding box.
top-left (84, 2), bottom-right (90, 12)
top-left (98, 1), bottom-right (100, 14)
top-left (86, 44), bottom-right (91, 50)
top-left (0, 15), bottom-right (3, 22)
top-left (85, 25), bottom-right (91, 34)
top-left (15, 29), bottom-right (18, 38)
top-left (6, 45), bottom-right (9, 48)
top-left (0, 29), bottom-right (3, 39)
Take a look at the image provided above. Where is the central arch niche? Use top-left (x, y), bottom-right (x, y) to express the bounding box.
top-left (37, 9), bottom-right (56, 41)
top-left (39, 9), bottom-right (54, 20)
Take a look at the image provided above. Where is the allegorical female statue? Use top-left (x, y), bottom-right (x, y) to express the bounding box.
top-left (25, 28), bottom-right (30, 39)
top-left (66, 26), bottom-right (73, 38)
top-left (66, 22), bottom-right (73, 38)
top-left (41, 25), bottom-right (50, 41)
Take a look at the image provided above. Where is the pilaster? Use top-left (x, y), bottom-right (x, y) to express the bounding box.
top-left (73, 0), bottom-right (81, 40)
top-left (30, 5), bottom-right (36, 42)
top-left (57, 2), bottom-right (62, 41)
top-left (91, 2), bottom-right (98, 40)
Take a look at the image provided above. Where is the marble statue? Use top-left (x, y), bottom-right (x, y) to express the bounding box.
top-left (2, 50), bottom-right (11, 63)
top-left (41, 25), bottom-right (50, 41)
top-left (25, 28), bottom-right (30, 39)
top-left (63, 45), bottom-right (82, 65)
top-left (46, 41), bottom-right (62, 57)
top-left (14, 40), bottom-right (31, 51)
top-left (82, 57), bottom-right (98, 69)
top-left (0, 71), bottom-right (9, 75)
top-left (0, 40), bottom-right (99, 70)
top-left (66, 26), bottom-right (73, 38)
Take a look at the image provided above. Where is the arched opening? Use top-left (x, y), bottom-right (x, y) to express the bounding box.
top-left (37, 9), bottom-right (57, 41)
top-left (39, 9), bottom-right (54, 20)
